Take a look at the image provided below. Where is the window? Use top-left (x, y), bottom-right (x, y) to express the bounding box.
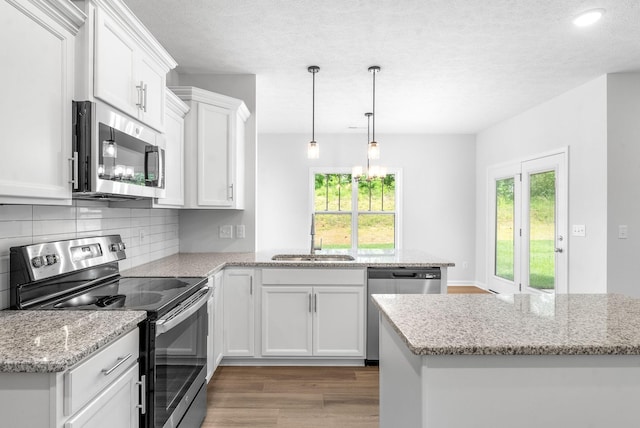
top-left (312, 170), bottom-right (399, 251)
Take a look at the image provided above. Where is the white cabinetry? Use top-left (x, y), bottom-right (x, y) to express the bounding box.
top-left (154, 89), bottom-right (189, 207)
top-left (0, 0), bottom-right (85, 205)
top-left (207, 271), bottom-right (224, 381)
top-left (0, 328), bottom-right (142, 428)
top-left (223, 269), bottom-right (255, 356)
top-left (170, 86), bottom-right (250, 209)
top-left (261, 269), bottom-right (365, 358)
top-left (74, 0), bottom-right (177, 132)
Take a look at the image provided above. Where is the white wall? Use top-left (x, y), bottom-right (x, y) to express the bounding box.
top-left (173, 73), bottom-right (258, 252)
top-left (475, 76), bottom-right (608, 293)
top-left (0, 201), bottom-right (179, 309)
top-left (607, 73), bottom-right (640, 296)
top-left (257, 133), bottom-right (477, 283)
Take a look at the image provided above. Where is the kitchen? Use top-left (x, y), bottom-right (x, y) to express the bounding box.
top-left (1, 0), bottom-right (640, 427)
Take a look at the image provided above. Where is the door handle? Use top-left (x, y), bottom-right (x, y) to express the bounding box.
top-left (136, 375), bottom-right (146, 414)
top-left (554, 248), bottom-right (563, 253)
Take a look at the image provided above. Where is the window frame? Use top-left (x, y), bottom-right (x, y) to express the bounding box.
top-left (309, 167), bottom-right (402, 252)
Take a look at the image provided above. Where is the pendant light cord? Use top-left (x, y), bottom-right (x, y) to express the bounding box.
top-left (312, 69), bottom-right (315, 142)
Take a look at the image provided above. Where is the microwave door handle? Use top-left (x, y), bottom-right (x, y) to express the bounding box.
top-left (155, 288), bottom-right (211, 336)
top-left (144, 146), bottom-right (160, 187)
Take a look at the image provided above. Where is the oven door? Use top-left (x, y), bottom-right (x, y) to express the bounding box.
top-left (153, 287), bottom-right (211, 428)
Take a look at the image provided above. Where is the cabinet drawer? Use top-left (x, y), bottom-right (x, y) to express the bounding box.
top-left (262, 268), bottom-right (365, 285)
top-left (65, 328), bottom-right (139, 416)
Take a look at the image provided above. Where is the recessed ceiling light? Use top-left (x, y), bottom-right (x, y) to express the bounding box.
top-left (573, 8), bottom-right (605, 27)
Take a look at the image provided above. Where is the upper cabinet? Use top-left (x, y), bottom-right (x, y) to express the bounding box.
top-left (74, 0), bottom-right (177, 132)
top-left (171, 86), bottom-right (251, 210)
top-left (154, 89), bottom-right (189, 208)
top-left (0, 0), bottom-right (85, 205)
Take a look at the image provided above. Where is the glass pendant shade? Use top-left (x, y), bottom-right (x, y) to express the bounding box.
top-left (102, 140), bottom-right (117, 158)
top-left (368, 141), bottom-right (380, 160)
top-left (308, 140), bottom-right (319, 159)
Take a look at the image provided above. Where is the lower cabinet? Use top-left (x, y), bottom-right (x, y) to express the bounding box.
top-left (64, 363), bottom-right (140, 428)
top-left (0, 328), bottom-right (142, 428)
top-left (261, 269), bottom-right (366, 358)
top-left (222, 269), bottom-right (255, 357)
top-left (262, 285), bottom-right (365, 357)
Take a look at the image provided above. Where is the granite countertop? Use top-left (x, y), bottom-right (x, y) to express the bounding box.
top-left (122, 250), bottom-right (454, 277)
top-left (0, 311), bottom-right (146, 373)
top-left (372, 293), bottom-right (640, 356)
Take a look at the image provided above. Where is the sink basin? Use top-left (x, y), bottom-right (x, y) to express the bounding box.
top-left (271, 254), bottom-right (356, 262)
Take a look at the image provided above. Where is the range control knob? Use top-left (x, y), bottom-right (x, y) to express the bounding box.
top-left (31, 256), bottom-right (44, 268)
top-left (45, 254), bottom-right (58, 265)
top-left (119, 242), bottom-right (126, 251)
top-left (109, 243), bottom-right (118, 252)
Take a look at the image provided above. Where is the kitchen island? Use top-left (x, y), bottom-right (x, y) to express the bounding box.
top-left (372, 293), bottom-right (640, 428)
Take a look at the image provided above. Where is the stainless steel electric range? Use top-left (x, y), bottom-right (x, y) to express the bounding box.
top-left (10, 235), bottom-right (209, 428)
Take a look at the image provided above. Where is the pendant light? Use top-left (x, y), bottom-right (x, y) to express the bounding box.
top-left (307, 65), bottom-right (320, 159)
top-left (352, 112), bottom-right (373, 178)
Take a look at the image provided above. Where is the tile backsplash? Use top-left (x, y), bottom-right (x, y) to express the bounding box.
top-left (0, 201), bottom-right (179, 310)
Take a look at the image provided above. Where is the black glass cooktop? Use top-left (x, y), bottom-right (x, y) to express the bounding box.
top-left (39, 276), bottom-right (207, 316)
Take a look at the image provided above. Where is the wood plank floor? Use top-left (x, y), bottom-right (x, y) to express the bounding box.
top-left (448, 285), bottom-right (491, 294)
top-left (203, 366), bottom-right (379, 427)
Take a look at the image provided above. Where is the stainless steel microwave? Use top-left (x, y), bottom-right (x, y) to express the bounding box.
top-left (72, 101), bottom-right (165, 200)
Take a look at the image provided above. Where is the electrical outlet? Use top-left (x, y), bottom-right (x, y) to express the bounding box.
top-left (462, 261), bottom-right (469, 269)
top-left (619, 225), bottom-right (628, 239)
top-left (572, 224), bottom-right (586, 237)
top-left (219, 225), bottom-right (233, 239)
top-left (236, 225), bottom-right (245, 239)
top-left (139, 230), bottom-right (145, 243)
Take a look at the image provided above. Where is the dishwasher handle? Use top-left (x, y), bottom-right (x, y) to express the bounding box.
top-left (391, 272), bottom-right (418, 278)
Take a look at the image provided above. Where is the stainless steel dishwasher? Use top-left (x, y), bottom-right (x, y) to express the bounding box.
top-left (366, 267), bottom-right (442, 363)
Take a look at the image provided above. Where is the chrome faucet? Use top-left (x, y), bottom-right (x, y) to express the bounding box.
top-left (310, 214), bottom-right (322, 254)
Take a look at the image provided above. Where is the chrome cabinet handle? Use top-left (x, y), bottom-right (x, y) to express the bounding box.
top-left (314, 294), bottom-right (317, 313)
top-left (308, 293), bottom-right (312, 313)
top-left (69, 152), bottom-right (78, 189)
top-left (142, 82), bottom-right (148, 112)
top-left (136, 81), bottom-right (144, 110)
top-left (136, 375), bottom-right (146, 414)
top-left (101, 353), bottom-right (132, 376)
top-left (229, 183), bottom-right (234, 201)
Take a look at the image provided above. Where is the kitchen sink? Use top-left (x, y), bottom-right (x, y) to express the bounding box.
top-left (271, 254), bottom-right (356, 262)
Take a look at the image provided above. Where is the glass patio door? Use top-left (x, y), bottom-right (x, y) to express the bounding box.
top-left (488, 152), bottom-right (567, 294)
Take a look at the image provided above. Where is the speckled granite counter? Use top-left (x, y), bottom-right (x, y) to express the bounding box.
top-left (122, 250), bottom-right (454, 277)
top-left (0, 311), bottom-right (146, 372)
top-left (372, 293), bottom-right (640, 356)
top-left (375, 293), bottom-right (640, 428)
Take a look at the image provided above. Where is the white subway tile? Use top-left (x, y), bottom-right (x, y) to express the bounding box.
top-left (76, 218), bottom-right (104, 232)
top-left (131, 216), bottom-right (150, 228)
top-left (0, 221), bottom-right (32, 239)
top-left (0, 205), bottom-right (32, 221)
top-left (32, 219), bottom-right (76, 236)
top-left (148, 216), bottom-right (165, 226)
top-left (130, 209), bottom-right (150, 218)
top-left (32, 232), bottom-right (77, 244)
top-left (0, 271), bottom-right (7, 291)
top-left (102, 207), bottom-right (132, 218)
top-left (33, 205), bottom-right (76, 220)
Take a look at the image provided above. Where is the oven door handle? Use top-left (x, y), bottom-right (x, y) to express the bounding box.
top-left (155, 287), bottom-right (211, 336)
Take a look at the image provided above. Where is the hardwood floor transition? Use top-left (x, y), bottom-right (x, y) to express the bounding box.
top-left (203, 366), bottom-right (379, 427)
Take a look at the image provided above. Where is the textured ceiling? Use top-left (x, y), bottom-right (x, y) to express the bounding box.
top-left (124, 0), bottom-right (640, 134)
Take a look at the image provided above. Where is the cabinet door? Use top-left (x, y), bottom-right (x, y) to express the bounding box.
top-left (262, 286), bottom-right (313, 356)
top-left (94, 8), bottom-right (138, 118)
top-left (197, 103), bottom-right (233, 207)
top-left (154, 104), bottom-right (184, 207)
top-left (0, 0), bottom-right (74, 203)
top-left (64, 363), bottom-right (139, 428)
top-left (223, 270), bottom-right (254, 356)
top-left (313, 286), bottom-right (365, 357)
top-left (136, 54), bottom-right (165, 131)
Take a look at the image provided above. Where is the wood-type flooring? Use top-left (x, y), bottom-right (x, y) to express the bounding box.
top-left (203, 366), bottom-right (379, 427)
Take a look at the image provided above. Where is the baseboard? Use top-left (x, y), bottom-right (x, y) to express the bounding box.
top-left (221, 358), bottom-right (365, 367)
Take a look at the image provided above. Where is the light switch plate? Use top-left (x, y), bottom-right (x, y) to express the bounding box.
top-left (572, 224), bottom-right (586, 237)
top-left (236, 225), bottom-right (245, 239)
top-left (219, 225), bottom-right (233, 239)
